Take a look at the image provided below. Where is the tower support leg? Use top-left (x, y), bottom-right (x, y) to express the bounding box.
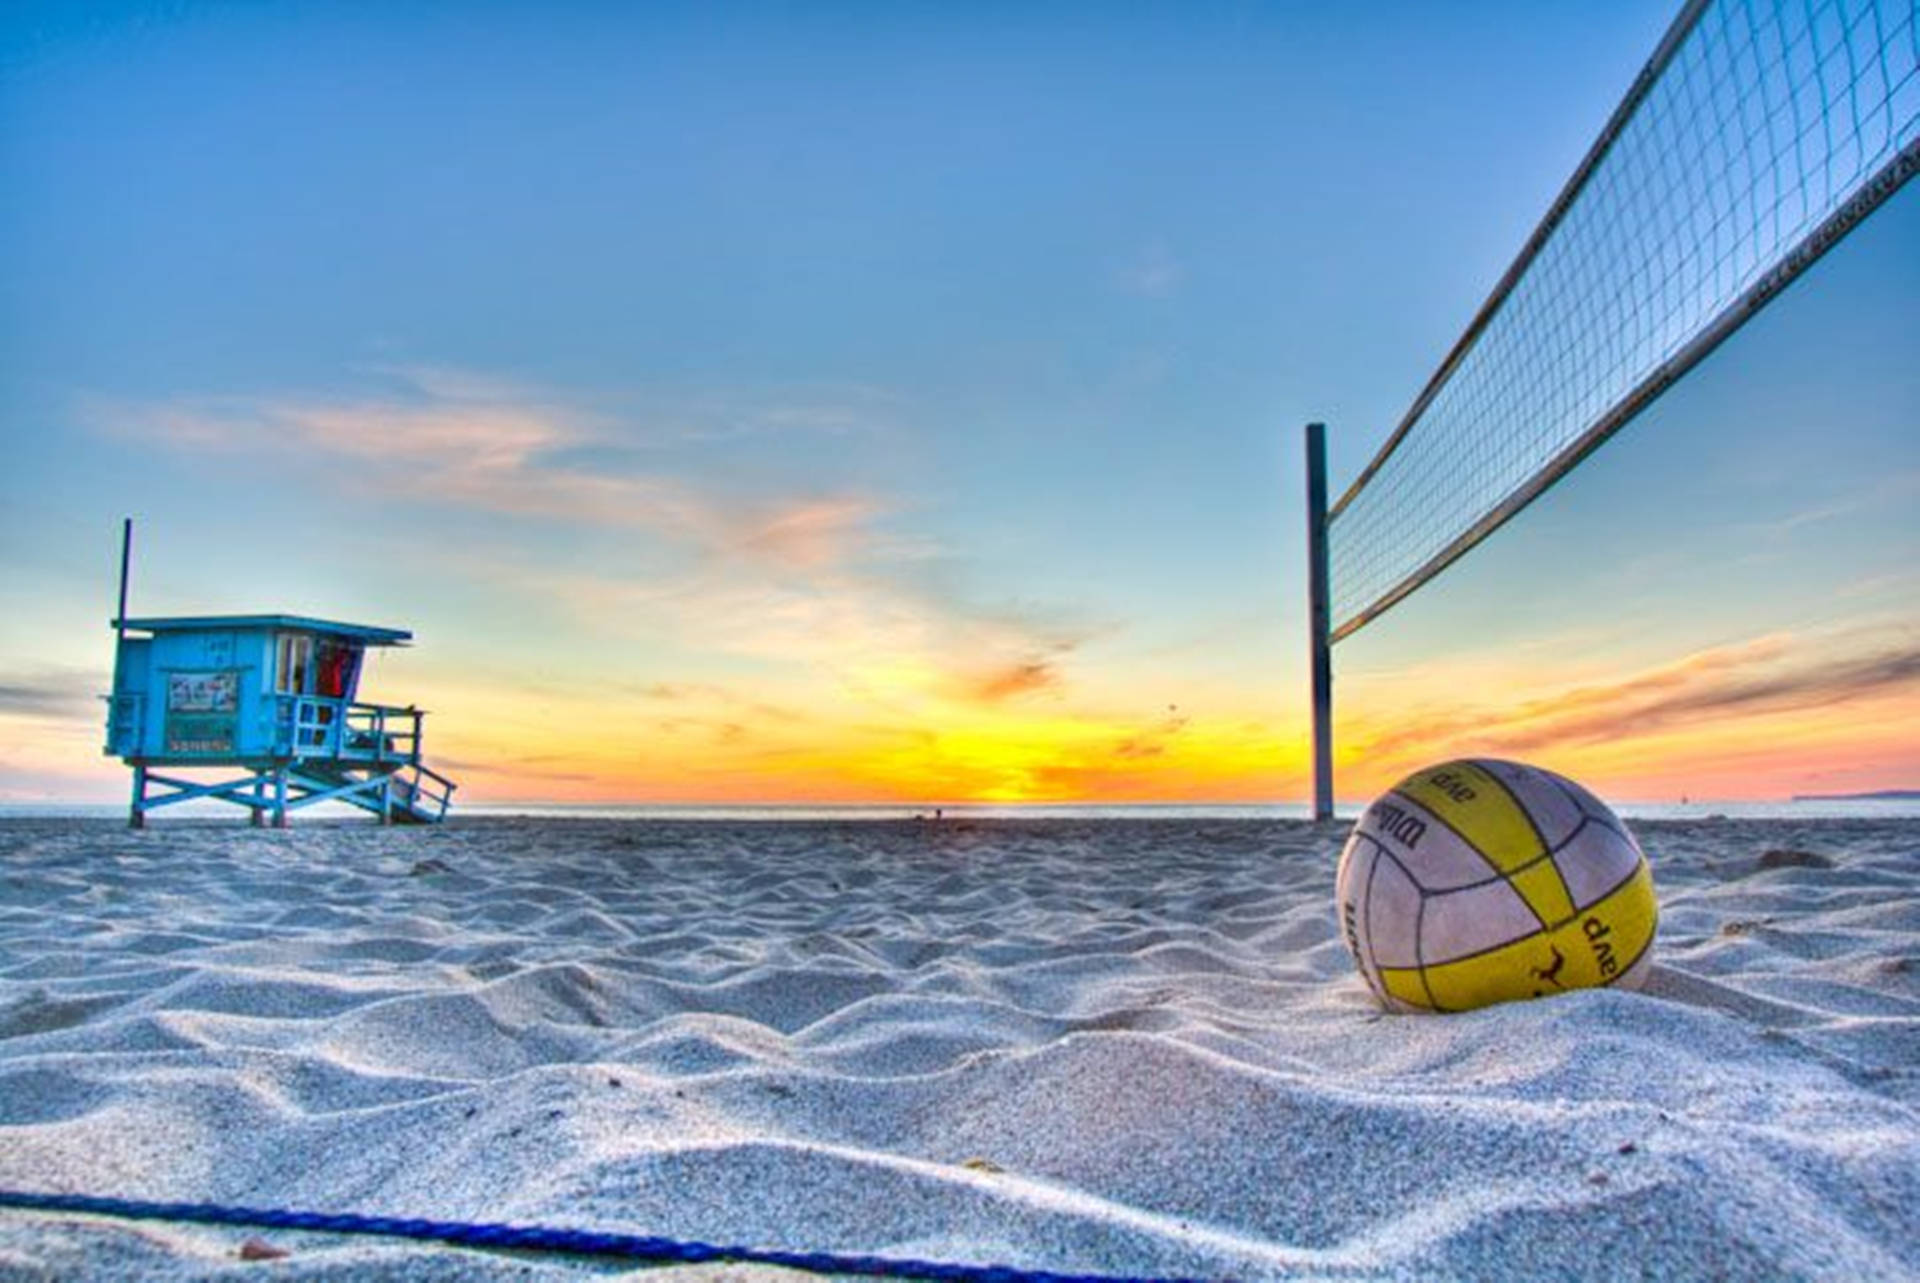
top-left (129, 764), bottom-right (147, 830)
top-left (272, 767), bottom-right (289, 829)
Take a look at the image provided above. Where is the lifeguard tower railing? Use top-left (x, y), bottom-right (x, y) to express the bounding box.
top-left (106, 692), bottom-right (456, 825)
top-left (108, 693), bottom-right (426, 762)
top-left (1303, 0), bottom-right (1919, 818)
top-left (282, 697), bottom-right (456, 822)
top-left (283, 696), bottom-right (418, 761)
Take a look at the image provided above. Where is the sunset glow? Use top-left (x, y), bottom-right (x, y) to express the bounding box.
top-left (1, 3), bottom-right (1914, 809)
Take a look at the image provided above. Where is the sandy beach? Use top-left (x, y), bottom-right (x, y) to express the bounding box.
top-left (0, 814), bottom-right (1915, 1280)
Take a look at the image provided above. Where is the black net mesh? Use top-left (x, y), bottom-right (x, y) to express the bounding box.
top-left (1329, 0), bottom-right (1919, 640)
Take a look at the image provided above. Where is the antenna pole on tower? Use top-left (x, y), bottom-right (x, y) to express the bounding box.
top-left (116, 517), bottom-right (133, 643)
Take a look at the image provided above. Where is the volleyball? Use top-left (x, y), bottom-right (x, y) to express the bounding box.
top-left (1335, 759), bottom-right (1657, 1013)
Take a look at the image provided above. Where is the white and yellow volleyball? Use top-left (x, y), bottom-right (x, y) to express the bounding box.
top-left (1335, 759), bottom-right (1657, 1013)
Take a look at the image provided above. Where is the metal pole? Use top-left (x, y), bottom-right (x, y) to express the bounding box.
top-left (1305, 423), bottom-right (1334, 822)
top-left (115, 518), bottom-right (133, 641)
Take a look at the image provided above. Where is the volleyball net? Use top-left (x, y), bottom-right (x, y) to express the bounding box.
top-left (1325, 0), bottom-right (1920, 644)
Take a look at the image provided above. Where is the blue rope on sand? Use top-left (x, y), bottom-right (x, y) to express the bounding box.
top-left (0, 1189), bottom-right (1211, 1283)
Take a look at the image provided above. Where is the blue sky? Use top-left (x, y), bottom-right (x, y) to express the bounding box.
top-left (2, 1), bottom-right (1913, 804)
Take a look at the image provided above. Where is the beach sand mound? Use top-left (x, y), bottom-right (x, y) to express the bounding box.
top-left (1, 815), bottom-right (1915, 1280)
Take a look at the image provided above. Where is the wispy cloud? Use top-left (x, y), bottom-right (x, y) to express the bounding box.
top-left (0, 668), bottom-right (106, 721)
top-left (1346, 625), bottom-right (1920, 766)
top-left (965, 658), bottom-right (1064, 703)
top-left (726, 497), bottom-right (888, 571)
top-left (1114, 240), bottom-right (1185, 298)
top-left (1112, 705), bottom-right (1191, 760)
top-left (89, 368), bottom-right (906, 571)
top-left (432, 756), bottom-right (598, 784)
top-left (529, 559), bottom-right (1096, 712)
top-left (622, 680), bottom-right (811, 727)
top-left (1494, 639), bottom-right (1920, 752)
top-left (1738, 470), bottom-right (1920, 539)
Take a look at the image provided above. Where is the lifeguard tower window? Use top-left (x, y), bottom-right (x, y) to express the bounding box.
top-left (275, 635), bottom-right (312, 695)
top-left (316, 641), bottom-right (356, 699)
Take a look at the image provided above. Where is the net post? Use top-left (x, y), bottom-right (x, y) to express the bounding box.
top-left (1305, 423), bottom-right (1334, 822)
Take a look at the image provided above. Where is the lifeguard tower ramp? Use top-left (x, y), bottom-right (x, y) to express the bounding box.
top-left (104, 615), bottom-right (456, 827)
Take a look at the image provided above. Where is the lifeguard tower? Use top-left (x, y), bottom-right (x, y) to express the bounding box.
top-left (104, 614), bottom-right (457, 827)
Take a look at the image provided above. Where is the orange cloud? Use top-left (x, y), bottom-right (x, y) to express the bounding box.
top-left (1337, 623), bottom-right (1920, 801)
top-left (90, 374), bottom-right (893, 568)
top-left (1112, 705), bottom-right (1191, 759)
top-left (726, 497), bottom-right (888, 571)
top-left (965, 657), bottom-right (1064, 703)
top-left (1493, 640), bottom-right (1918, 751)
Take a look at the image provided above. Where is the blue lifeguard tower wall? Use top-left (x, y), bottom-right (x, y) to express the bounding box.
top-left (105, 614), bottom-right (455, 826)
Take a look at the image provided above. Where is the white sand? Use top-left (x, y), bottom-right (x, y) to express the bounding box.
top-left (0, 815), bottom-right (1915, 1280)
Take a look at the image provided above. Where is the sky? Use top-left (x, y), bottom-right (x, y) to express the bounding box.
top-left (1, 1), bottom-right (1914, 808)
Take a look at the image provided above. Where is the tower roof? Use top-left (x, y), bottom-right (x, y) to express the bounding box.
top-left (113, 614), bottom-right (412, 645)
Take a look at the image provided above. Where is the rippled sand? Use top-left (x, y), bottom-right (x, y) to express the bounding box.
top-left (1, 816), bottom-right (1915, 1279)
